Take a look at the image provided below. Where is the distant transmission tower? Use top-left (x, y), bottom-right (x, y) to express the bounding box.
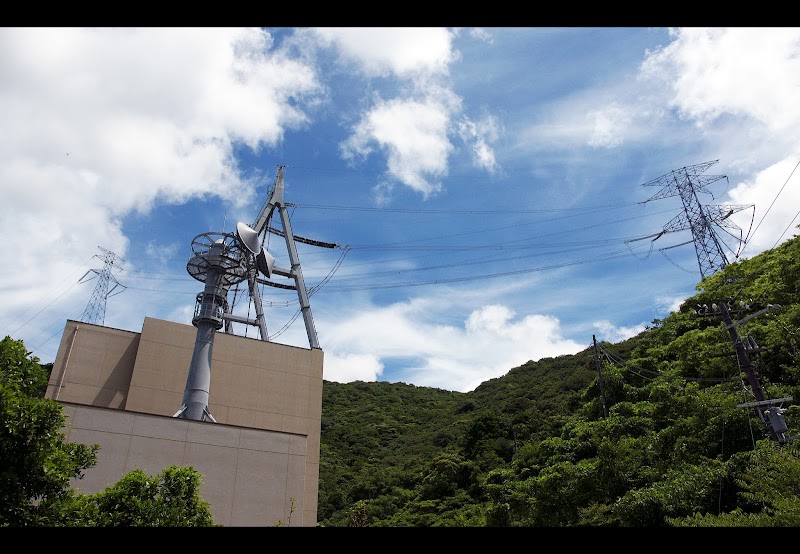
top-left (640, 160), bottom-right (754, 279)
top-left (78, 246), bottom-right (126, 325)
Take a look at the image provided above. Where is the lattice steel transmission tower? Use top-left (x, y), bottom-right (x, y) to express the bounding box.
top-left (640, 160), bottom-right (754, 279)
top-left (78, 246), bottom-right (126, 325)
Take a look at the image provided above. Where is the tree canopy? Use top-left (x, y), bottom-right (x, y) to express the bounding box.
top-left (0, 336), bottom-right (216, 527)
top-left (318, 234), bottom-right (800, 526)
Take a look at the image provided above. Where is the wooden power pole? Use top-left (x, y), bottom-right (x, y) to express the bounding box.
top-left (592, 335), bottom-right (609, 418)
top-left (715, 301), bottom-right (794, 443)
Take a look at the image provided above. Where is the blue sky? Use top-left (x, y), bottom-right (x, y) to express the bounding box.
top-left (1, 27), bottom-right (798, 392)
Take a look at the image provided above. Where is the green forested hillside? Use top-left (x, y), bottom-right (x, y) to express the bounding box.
top-left (318, 233), bottom-right (800, 526)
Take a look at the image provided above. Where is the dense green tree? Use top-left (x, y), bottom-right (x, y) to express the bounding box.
top-left (669, 440), bottom-right (800, 526)
top-left (461, 410), bottom-right (514, 470)
top-left (0, 336), bottom-right (98, 526)
top-left (0, 335), bottom-right (216, 527)
top-left (317, 236), bottom-right (800, 526)
top-left (612, 461), bottom-right (729, 526)
top-left (55, 466), bottom-right (216, 527)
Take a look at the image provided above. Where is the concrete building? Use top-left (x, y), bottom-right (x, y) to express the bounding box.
top-left (46, 316), bottom-right (323, 527)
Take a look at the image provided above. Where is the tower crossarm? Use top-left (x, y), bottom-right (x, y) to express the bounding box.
top-left (661, 212), bottom-right (691, 233)
top-left (705, 204), bottom-right (754, 229)
top-left (660, 204), bottom-right (753, 234)
top-left (640, 160), bottom-right (726, 204)
top-left (266, 226), bottom-right (340, 249)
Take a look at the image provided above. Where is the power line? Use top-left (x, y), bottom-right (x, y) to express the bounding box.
top-left (6, 280), bottom-right (81, 338)
top-left (772, 209), bottom-right (800, 250)
top-left (323, 248), bottom-right (641, 291)
top-left (7, 184), bottom-right (696, 343)
top-left (291, 201), bottom-right (638, 214)
top-left (743, 158), bottom-right (800, 255)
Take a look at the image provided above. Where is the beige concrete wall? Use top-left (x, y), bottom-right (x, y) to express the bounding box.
top-left (47, 321), bottom-right (139, 409)
top-left (61, 403), bottom-right (307, 526)
top-left (47, 317), bottom-right (323, 526)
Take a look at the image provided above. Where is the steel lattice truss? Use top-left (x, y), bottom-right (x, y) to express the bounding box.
top-left (642, 160), bottom-right (753, 278)
top-left (79, 246), bottom-right (125, 325)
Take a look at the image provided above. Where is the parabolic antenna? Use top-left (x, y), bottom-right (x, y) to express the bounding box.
top-left (186, 232), bottom-right (247, 286)
top-left (256, 249), bottom-right (275, 278)
top-left (236, 222), bottom-right (261, 255)
top-left (236, 221), bottom-right (275, 278)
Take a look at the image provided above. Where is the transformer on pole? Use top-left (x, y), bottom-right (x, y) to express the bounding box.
top-left (695, 301), bottom-right (795, 443)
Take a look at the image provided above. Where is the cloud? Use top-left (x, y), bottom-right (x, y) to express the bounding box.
top-left (456, 115), bottom-right (500, 172)
top-left (309, 27), bottom-right (457, 78)
top-left (320, 299), bottom-right (585, 392)
top-left (514, 90), bottom-right (660, 154)
top-left (728, 158), bottom-right (800, 255)
top-left (638, 28), bottom-right (800, 256)
top-left (323, 353), bottom-right (384, 383)
top-left (592, 319), bottom-right (647, 343)
top-left (371, 180), bottom-right (395, 207)
top-left (655, 294), bottom-right (690, 315)
top-left (144, 240), bottom-right (181, 267)
top-left (167, 303), bottom-right (196, 325)
top-left (586, 103), bottom-right (634, 148)
top-left (341, 95), bottom-right (458, 197)
top-left (468, 28), bottom-right (493, 44)
top-left (0, 27), bottom-right (324, 350)
top-left (516, 27), bottom-right (800, 171)
top-left (640, 28), bottom-right (800, 133)
top-left (305, 27), bottom-right (499, 200)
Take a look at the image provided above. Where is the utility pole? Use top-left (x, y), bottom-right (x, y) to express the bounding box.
top-left (640, 160), bottom-right (753, 279)
top-left (592, 335), bottom-right (609, 418)
top-left (701, 301), bottom-right (794, 443)
top-left (78, 246), bottom-right (125, 326)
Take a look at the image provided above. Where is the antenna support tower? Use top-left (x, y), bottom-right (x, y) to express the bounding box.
top-left (641, 160), bottom-right (753, 279)
top-left (175, 233), bottom-right (248, 422)
top-left (243, 164), bottom-right (331, 350)
top-left (78, 246), bottom-right (125, 326)
top-left (176, 165), bottom-right (337, 422)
